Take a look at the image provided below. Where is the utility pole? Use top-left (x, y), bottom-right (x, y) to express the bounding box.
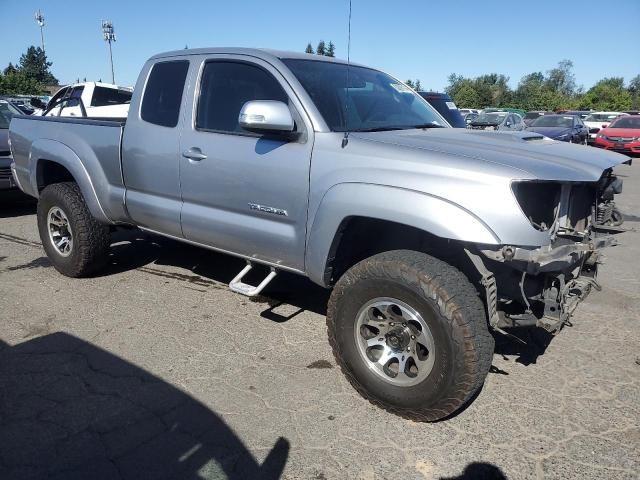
top-left (102, 20), bottom-right (116, 84)
top-left (35, 9), bottom-right (45, 54)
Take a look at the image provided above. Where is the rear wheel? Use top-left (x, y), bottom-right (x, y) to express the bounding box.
top-left (37, 182), bottom-right (110, 277)
top-left (327, 250), bottom-right (494, 421)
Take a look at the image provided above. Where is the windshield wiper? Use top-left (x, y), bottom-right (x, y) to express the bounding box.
top-left (408, 122), bottom-right (445, 129)
top-left (353, 123), bottom-right (445, 132)
top-left (352, 126), bottom-right (407, 132)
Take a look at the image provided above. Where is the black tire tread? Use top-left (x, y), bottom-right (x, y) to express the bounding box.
top-left (327, 249), bottom-right (494, 422)
top-left (37, 182), bottom-right (110, 277)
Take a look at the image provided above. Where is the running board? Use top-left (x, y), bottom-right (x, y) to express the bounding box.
top-left (229, 262), bottom-right (277, 297)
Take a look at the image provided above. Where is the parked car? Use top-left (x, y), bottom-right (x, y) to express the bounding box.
top-left (468, 111), bottom-right (525, 131)
top-left (584, 112), bottom-right (628, 143)
top-left (458, 108), bottom-right (479, 117)
top-left (9, 47), bottom-right (629, 422)
top-left (594, 115), bottom-right (640, 156)
top-left (42, 82), bottom-right (132, 119)
top-left (559, 110), bottom-right (592, 120)
top-left (9, 100), bottom-right (35, 115)
top-left (1, 100), bottom-right (22, 189)
top-left (463, 112), bottom-right (479, 125)
top-left (525, 114), bottom-right (589, 144)
top-left (523, 111), bottom-right (552, 126)
top-left (417, 92), bottom-right (466, 127)
top-left (482, 107), bottom-right (526, 117)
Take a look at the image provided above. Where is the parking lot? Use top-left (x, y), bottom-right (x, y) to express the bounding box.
top-left (0, 161), bottom-right (638, 479)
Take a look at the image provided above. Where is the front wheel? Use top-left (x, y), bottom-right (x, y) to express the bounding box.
top-left (327, 250), bottom-right (494, 421)
top-left (37, 182), bottom-right (110, 277)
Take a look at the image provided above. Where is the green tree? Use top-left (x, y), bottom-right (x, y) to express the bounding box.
top-left (326, 41), bottom-right (335, 57)
top-left (3, 63), bottom-right (18, 75)
top-left (546, 60), bottom-right (576, 97)
top-left (0, 70), bottom-right (42, 95)
top-left (305, 43), bottom-right (315, 54)
top-left (405, 79), bottom-right (415, 89)
top-left (316, 40), bottom-right (326, 56)
top-left (629, 75), bottom-right (640, 109)
top-left (414, 79), bottom-right (422, 91)
top-left (18, 46), bottom-right (58, 85)
top-left (452, 81), bottom-right (481, 108)
top-left (580, 77), bottom-right (632, 111)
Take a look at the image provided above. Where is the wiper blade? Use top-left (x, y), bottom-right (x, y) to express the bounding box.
top-left (409, 122), bottom-right (445, 129)
top-left (352, 126), bottom-right (406, 132)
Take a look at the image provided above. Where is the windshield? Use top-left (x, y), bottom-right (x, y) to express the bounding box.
top-left (609, 117), bottom-right (640, 129)
top-left (530, 115), bottom-right (574, 128)
top-left (585, 113), bottom-right (621, 122)
top-left (283, 59), bottom-right (446, 132)
top-left (0, 101), bottom-right (21, 129)
top-left (472, 112), bottom-right (507, 124)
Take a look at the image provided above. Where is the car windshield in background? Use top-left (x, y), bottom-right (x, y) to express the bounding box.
top-left (524, 112), bottom-right (543, 119)
top-left (283, 59), bottom-right (445, 132)
top-left (530, 115), bottom-right (574, 128)
top-left (0, 101), bottom-right (21, 129)
top-left (609, 117), bottom-right (640, 129)
top-left (585, 114), bottom-right (620, 122)
top-left (473, 112), bottom-right (506, 124)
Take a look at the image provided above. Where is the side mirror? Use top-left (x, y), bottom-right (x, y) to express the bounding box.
top-left (239, 100), bottom-right (294, 133)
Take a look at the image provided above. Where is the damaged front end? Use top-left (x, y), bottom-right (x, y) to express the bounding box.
top-left (468, 168), bottom-right (626, 334)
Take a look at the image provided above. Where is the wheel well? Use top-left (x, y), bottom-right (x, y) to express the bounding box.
top-left (324, 216), bottom-right (480, 287)
top-left (37, 160), bottom-right (75, 191)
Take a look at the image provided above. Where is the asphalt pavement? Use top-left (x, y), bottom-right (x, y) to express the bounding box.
top-left (0, 161), bottom-right (638, 480)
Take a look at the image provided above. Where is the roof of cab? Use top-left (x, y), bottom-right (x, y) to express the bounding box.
top-left (149, 47), bottom-right (364, 67)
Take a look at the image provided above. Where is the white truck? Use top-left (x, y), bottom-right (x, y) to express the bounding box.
top-left (41, 82), bottom-right (132, 120)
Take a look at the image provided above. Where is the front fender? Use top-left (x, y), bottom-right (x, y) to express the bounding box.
top-left (305, 183), bottom-right (500, 286)
top-left (30, 139), bottom-right (111, 224)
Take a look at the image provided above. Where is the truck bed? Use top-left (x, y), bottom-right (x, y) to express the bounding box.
top-left (9, 114), bottom-right (128, 223)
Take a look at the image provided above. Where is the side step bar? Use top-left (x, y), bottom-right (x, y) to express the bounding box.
top-left (229, 262), bottom-right (277, 297)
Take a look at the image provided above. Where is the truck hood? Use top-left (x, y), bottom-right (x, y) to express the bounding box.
top-left (351, 128), bottom-right (629, 182)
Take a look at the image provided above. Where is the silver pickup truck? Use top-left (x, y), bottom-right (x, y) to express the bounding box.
top-left (9, 48), bottom-right (629, 421)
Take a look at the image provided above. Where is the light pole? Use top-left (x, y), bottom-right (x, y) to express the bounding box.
top-left (102, 20), bottom-right (116, 84)
top-left (35, 9), bottom-right (45, 54)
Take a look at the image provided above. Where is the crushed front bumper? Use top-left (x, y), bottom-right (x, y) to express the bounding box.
top-left (473, 231), bottom-right (623, 333)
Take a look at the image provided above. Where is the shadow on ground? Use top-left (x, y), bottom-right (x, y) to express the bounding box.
top-left (0, 189), bottom-right (37, 218)
top-left (104, 228), bottom-right (330, 317)
top-left (0, 334), bottom-right (290, 480)
top-left (440, 462), bottom-right (508, 479)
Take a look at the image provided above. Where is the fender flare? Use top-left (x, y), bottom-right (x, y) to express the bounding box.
top-left (305, 183), bottom-right (500, 286)
top-left (29, 139), bottom-right (111, 224)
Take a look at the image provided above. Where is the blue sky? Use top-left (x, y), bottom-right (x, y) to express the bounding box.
top-left (1, 0), bottom-right (639, 90)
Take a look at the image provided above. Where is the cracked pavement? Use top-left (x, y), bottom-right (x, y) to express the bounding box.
top-left (0, 161), bottom-right (639, 479)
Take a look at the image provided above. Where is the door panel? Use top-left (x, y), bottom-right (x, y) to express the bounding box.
top-left (179, 56), bottom-right (313, 271)
top-left (122, 60), bottom-right (190, 236)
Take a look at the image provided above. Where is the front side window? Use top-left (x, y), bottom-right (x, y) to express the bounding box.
top-left (283, 59), bottom-right (444, 132)
top-left (141, 60), bottom-right (189, 128)
top-left (196, 61), bottom-right (288, 133)
top-left (91, 86), bottom-right (132, 107)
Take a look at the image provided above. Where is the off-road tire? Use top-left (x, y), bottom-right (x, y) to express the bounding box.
top-left (327, 250), bottom-right (494, 421)
top-left (37, 182), bottom-right (110, 277)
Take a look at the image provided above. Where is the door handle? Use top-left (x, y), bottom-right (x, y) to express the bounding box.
top-left (182, 148), bottom-right (207, 161)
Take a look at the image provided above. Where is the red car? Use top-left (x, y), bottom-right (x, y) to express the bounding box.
top-left (594, 115), bottom-right (640, 155)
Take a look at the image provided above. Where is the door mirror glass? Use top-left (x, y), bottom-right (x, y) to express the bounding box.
top-left (239, 100), bottom-right (294, 133)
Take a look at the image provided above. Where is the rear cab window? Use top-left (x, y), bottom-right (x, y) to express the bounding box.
top-left (141, 60), bottom-right (190, 128)
top-left (91, 86), bottom-right (132, 107)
